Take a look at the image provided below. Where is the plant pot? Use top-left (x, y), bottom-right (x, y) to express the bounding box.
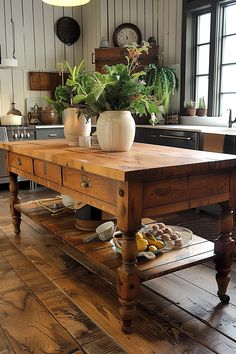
top-left (63, 108), bottom-right (91, 146)
top-left (96, 111), bottom-right (135, 152)
top-left (185, 108), bottom-right (196, 116)
top-left (196, 108), bottom-right (207, 117)
top-left (40, 109), bottom-right (58, 125)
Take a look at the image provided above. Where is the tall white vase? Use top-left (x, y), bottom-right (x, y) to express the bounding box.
top-left (63, 108), bottom-right (91, 146)
top-left (96, 111), bottom-right (135, 152)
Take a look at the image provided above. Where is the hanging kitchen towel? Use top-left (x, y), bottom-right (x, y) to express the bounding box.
top-left (203, 133), bottom-right (225, 152)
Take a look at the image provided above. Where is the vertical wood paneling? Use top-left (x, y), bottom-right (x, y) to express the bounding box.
top-left (0, 0), bottom-right (182, 116)
top-left (73, 6), bottom-right (83, 65)
top-left (33, 0), bottom-right (45, 68)
top-left (168, 0), bottom-right (177, 65)
top-left (122, 0), bottom-right (130, 23)
top-left (130, 0), bottom-right (138, 25)
top-left (152, 0), bottom-right (158, 41)
top-left (12, 69), bottom-right (24, 114)
top-left (0, 69), bottom-right (13, 114)
top-left (4, 0), bottom-right (13, 59)
top-left (108, 0), bottom-right (115, 45)
top-left (12, 0), bottom-right (24, 67)
top-left (22, 0), bottom-right (35, 68)
top-left (53, 6), bottom-right (65, 65)
top-left (43, 3), bottom-right (55, 69)
top-left (115, 0), bottom-right (123, 27)
top-left (175, 0), bottom-right (182, 64)
top-left (137, 0), bottom-right (145, 40)
top-left (0, 0), bottom-right (6, 58)
top-left (145, 1), bottom-right (152, 41)
top-left (163, 0), bottom-right (169, 65)
top-left (100, 0), bottom-right (108, 41)
top-left (63, 7), bottom-right (74, 67)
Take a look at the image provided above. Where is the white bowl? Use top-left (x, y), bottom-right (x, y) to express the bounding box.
top-left (61, 194), bottom-right (76, 208)
top-left (0, 115), bottom-right (23, 126)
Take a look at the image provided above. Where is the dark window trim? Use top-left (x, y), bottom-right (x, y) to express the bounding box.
top-left (181, 0), bottom-right (236, 116)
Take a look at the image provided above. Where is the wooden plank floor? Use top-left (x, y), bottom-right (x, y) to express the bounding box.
top-left (0, 185), bottom-right (236, 354)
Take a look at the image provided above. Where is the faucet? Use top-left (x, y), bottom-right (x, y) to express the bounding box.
top-left (228, 108), bottom-right (236, 128)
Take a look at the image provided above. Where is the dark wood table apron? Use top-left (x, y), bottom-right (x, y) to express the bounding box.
top-left (1, 139), bottom-right (235, 334)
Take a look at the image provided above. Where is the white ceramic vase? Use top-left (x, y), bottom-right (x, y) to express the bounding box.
top-left (96, 111), bottom-right (135, 152)
top-left (63, 108), bottom-right (91, 146)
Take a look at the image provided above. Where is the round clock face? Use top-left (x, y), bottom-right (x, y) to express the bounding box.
top-left (113, 23), bottom-right (142, 47)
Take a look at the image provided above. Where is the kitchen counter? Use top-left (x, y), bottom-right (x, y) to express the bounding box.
top-left (136, 125), bottom-right (236, 135)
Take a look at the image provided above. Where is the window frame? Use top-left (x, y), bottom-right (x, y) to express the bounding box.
top-left (181, 0), bottom-right (236, 117)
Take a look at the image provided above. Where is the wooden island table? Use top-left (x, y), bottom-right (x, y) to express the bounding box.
top-left (0, 139), bottom-right (236, 334)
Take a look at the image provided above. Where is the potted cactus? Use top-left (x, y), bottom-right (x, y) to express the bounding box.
top-left (184, 100), bottom-right (197, 116)
top-left (197, 96), bottom-right (207, 116)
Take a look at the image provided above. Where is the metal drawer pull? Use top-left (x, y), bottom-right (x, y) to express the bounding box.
top-left (49, 133), bottom-right (57, 137)
top-left (159, 134), bottom-right (192, 141)
top-left (81, 176), bottom-right (91, 187)
top-left (16, 158), bottom-right (22, 165)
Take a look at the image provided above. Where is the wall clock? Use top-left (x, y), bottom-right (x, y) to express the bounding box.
top-left (113, 23), bottom-right (142, 47)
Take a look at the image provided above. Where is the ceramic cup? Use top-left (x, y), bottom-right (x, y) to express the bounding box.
top-left (96, 221), bottom-right (117, 241)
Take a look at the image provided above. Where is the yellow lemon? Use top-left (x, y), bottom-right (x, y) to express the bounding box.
top-left (148, 245), bottom-right (157, 252)
top-left (135, 231), bottom-right (143, 240)
top-left (136, 238), bottom-right (148, 252)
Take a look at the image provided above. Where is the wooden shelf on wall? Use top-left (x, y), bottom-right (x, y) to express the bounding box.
top-left (94, 46), bottom-right (159, 72)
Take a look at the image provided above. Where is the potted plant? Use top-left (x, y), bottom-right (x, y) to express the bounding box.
top-left (144, 63), bottom-right (179, 114)
top-left (197, 96), bottom-right (207, 116)
top-left (75, 41), bottom-right (160, 152)
top-left (47, 61), bottom-right (95, 145)
top-left (184, 100), bottom-right (197, 116)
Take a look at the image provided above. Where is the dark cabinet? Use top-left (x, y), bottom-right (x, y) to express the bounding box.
top-left (35, 126), bottom-right (64, 140)
top-left (94, 46), bottom-right (158, 72)
top-left (135, 127), bottom-right (201, 150)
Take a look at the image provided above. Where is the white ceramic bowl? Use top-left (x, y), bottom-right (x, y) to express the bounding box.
top-left (0, 115), bottom-right (23, 126)
top-left (61, 194), bottom-right (76, 208)
top-left (96, 221), bottom-right (117, 241)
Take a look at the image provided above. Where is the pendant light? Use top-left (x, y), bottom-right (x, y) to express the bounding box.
top-left (0, 0), bottom-right (18, 69)
top-left (42, 0), bottom-right (90, 6)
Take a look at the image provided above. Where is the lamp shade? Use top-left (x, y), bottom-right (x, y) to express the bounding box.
top-left (42, 0), bottom-right (90, 6)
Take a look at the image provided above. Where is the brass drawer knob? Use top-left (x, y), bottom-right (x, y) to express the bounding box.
top-left (16, 158), bottom-right (22, 165)
top-left (81, 176), bottom-right (91, 187)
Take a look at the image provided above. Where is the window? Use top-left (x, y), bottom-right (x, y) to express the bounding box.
top-left (195, 12), bottom-right (211, 106)
top-left (220, 3), bottom-right (236, 116)
top-left (182, 0), bottom-right (236, 117)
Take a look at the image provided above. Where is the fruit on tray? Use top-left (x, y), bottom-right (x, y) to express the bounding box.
top-left (135, 230), bottom-right (165, 252)
top-left (144, 222), bottom-right (183, 248)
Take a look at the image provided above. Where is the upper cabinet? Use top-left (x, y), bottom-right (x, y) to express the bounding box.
top-left (94, 46), bottom-right (159, 73)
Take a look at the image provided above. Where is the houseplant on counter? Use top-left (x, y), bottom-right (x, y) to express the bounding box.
top-left (196, 96), bottom-right (207, 116)
top-left (144, 63), bottom-right (179, 115)
top-left (184, 100), bottom-right (197, 116)
top-left (47, 61), bottom-right (95, 146)
top-left (76, 41), bottom-right (160, 152)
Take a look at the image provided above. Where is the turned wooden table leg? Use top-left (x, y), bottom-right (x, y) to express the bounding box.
top-left (214, 202), bottom-right (235, 303)
top-left (117, 232), bottom-right (140, 334)
top-left (9, 172), bottom-right (21, 234)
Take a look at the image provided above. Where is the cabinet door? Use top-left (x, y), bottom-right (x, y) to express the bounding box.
top-left (35, 128), bottom-right (64, 140)
top-left (135, 128), bottom-right (199, 150)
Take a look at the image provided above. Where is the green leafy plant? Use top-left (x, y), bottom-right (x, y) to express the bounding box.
top-left (145, 64), bottom-right (179, 113)
top-left (184, 100), bottom-right (196, 108)
top-left (46, 60), bottom-right (96, 119)
top-left (198, 96), bottom-right (207, 109)
top-left (74, 41), bottom-right (160, 117)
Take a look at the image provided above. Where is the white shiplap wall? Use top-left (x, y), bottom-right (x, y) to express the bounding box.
top-left (0, 0), bottom-right (99, 116)
top-left (0, 0), bottom-right (182, 116)
top-left (100, 0), bottom-right (182, 66)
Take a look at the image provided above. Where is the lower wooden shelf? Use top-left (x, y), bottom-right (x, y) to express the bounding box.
top-left (15, 200), bottom-right (215, 285)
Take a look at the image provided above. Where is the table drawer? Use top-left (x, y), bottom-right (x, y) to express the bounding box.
top-left (63, 167), bottom-right (117, 205)
top-left (34, 159), bottom-right (62, 184)
top-left (9, 152), bottom-right (33, 174)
